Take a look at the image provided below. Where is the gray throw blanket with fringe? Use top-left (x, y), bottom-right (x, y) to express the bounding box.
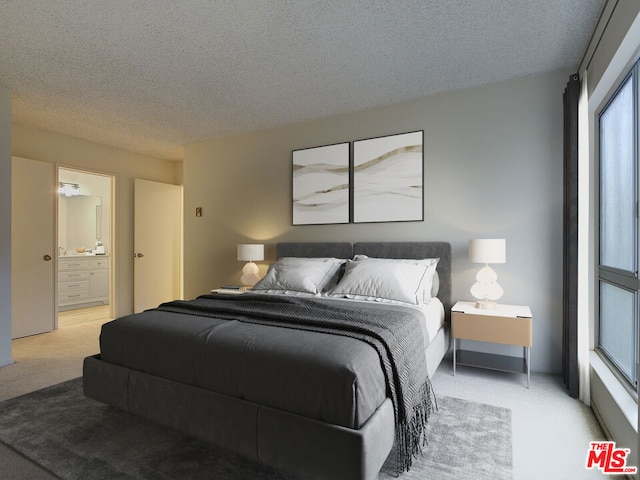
top-left (155, 293), bottom-right (437, 473)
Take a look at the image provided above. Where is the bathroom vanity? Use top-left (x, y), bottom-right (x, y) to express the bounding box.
top-left (58, 255), bottom-right (109, 311)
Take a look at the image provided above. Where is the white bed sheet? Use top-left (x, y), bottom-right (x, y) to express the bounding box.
top-left (252, 290), bottom-right (445, 350)
top-left (321, 295), bottom-right (445, 349)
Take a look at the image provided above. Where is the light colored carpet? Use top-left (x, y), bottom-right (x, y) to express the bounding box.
top-left (434, 355), bottom-right (608, 479)
top-left (0, 316), bottom-right (111, 402)
top-left (0, 378), bottom-right (511, 480)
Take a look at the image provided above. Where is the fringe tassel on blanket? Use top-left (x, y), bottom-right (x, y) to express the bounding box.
top-left (395, 377), bottom-right (438, 473)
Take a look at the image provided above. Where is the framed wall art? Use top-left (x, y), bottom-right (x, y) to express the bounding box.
top-left (292, 142), bottom-right (350, 225)
top-left (352, 130), bottom-right (424, 223)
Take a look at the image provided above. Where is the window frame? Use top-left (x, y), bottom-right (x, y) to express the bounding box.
top-left (596, 62), bottom-right (639, 395)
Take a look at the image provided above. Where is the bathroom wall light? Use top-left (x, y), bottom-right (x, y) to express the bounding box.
top-left (58, 182), bottom-right (80, 197)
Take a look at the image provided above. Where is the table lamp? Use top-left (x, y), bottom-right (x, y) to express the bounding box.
top-left (237, 244), bottom-right (264, 287)
top-left (469, 238), bottom-right (506, 309)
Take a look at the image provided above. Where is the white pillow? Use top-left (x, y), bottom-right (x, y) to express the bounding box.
top-left (252, 257), bottom-right (344, 295)
top-left (351, 255), bottom-right (439, 301)
top-left (327, 256), bottom-right (439, 305)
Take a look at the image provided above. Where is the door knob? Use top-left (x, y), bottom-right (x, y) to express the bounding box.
top-left (134, 252), bottom-right (144, 258)
top-left (43, 254), bottom-right (52, 261)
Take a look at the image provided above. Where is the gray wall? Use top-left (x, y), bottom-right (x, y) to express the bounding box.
top-left (184, 69), bottom-right (569, 373)
top-left (0, 85), bottom-right (12, 366)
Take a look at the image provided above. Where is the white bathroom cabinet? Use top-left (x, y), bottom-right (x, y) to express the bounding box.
top-left (58, 256), bottom-right (109, 310)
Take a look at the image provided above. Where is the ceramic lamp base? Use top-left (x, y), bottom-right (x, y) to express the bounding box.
top-left (240, 261), bottom-right (260, 287)
top-left (475, 299), bottom-right (498, 310)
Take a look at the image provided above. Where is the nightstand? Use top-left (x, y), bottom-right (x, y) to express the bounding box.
top-left (211, 287), bottom-right (246, 294)
top-left (451, 300), bottom-right (532, 387)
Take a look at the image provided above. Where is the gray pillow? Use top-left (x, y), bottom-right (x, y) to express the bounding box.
top-left (327, 256), bottom-right (439, 304)
top-left (252, 257), bottom-right (345, 295)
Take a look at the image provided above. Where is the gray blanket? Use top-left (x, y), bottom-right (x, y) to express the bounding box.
top-left (155, 293), bottom-right (437, 472)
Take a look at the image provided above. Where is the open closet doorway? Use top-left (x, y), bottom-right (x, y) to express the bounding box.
top-left (57, 167), bottom-right (114, 327)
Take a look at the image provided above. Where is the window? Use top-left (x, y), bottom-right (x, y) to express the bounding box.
top-left (597, 62), bottom-right (639, 391)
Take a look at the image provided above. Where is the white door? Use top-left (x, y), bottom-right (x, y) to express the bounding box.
top-left (134, 179), bottom-right (182, 313)
top-left (12, 157), bottom-right (55, 338)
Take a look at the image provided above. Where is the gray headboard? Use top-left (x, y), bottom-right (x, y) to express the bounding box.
top-left (276, 241), bottom-right (452, 320)
top-left (276, 242), bottom-right (353, 260)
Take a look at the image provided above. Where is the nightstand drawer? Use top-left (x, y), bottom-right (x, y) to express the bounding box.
top-left (452, 311), bottom-right (532, 347)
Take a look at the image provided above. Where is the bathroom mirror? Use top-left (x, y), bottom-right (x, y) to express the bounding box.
top-left (59, 195), bottom-right (102, 253)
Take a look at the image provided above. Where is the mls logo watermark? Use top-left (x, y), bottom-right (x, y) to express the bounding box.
top-left (586, 441), bottom-right (637, 475)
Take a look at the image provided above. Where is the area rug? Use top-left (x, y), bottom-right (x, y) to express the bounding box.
top-left (0, 378), bottom-right (512, 480)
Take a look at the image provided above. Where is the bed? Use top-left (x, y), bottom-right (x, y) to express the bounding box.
top-left (83, 241), bottom-right (451, 480)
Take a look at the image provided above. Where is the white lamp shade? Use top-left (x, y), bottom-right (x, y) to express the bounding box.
top-left (237, 244), bottom-right (264, 262)
top-left (469, 239), bottom-right (506, 264)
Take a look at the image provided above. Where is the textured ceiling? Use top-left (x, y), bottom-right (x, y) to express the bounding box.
top-left (0, 1), bottom-right (604, 161)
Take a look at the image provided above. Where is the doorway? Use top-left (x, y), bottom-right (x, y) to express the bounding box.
top-left (57, 167), bottom-right (114, 327)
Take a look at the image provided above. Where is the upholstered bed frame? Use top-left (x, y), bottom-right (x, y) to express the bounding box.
top-left (83, 242), bottom-right (451, 480)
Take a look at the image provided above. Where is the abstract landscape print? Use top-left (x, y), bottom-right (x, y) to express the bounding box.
top-left (353, 131), bottom-right (423, 223)
top-left (292, 142), bottom-right (350, 225)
